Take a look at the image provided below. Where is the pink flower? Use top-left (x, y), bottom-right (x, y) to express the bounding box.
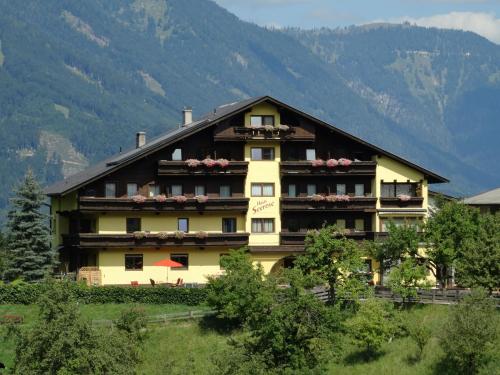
top-left (131, 195), bottom-right (146, 204)
top-left (311, 194), bottom-right (325, 201)
top-left (195, 195), bottom-right (208, 203)
top-left (398, 194), bottom-right (412, 201)
top-left (154, 194), bottom-right (167, 203)
top-left (172, 195), bottom-right (187, 203)
top-left (338, 158), bottom-right (353, 167)
top-left (174, 231), bottom-right (185, 240)
top-left (337, 194), bottom-right (350, 202)
top-left (185, 159), bottom-right (201, 168)
top-left (325, 195), bottom-right (337, 202)
top-left (311, 159), bottom-right (325, 167)
top-left (202, 158), bottom-right (216, 168)
top-left (326, 159), bottom-right (338, 168)
top-left (278, 124), bottom-right (290, 131)
top-left (216, 158), bottom-right (229, 168)
top-left (264, 125), bottom-right (275, 132)
top-left (196, 231), bottom-right (208, 239)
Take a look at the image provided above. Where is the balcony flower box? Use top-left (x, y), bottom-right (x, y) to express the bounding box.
top-left (174, 231), bottom-right (185, 240)
top-left (338, 158), bottom-right (353, 167)
top-left (216, 158), bottom-right (229, 168)
top-left (157, 231), bottom-right (169, 240)
top-left (185, 159), bottom-right (201, 168)
top-left (397, 194), bottom-right (412, 201)
top-left (196, 231), bottom-right (208, 239)
top-left (202, 158), bottom-right (217, 168)
top-left (154, 194), bottom-right (167, 203)
top-left (311, 194), bottom-right (325, 202)
top-left (278, 124), bottom-right (290, 131)
top-left (131, 195), bottom-right (146, 204)
top-left (195, 195), bottom-right (209, 203)
top-left (264, 124), bottom-right (275, 132)
top-left (172, 195), bottom-right (187, 203)
top-left (310, 159), bottom-right (325, 167)
top-left (325, 194), bottom-right (350, 202)
top-left (133, 231), bottom-right (146, 240)
top-left (326, 159), bottom-right (338, 168)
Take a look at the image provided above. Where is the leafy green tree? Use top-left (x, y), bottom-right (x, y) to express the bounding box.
top-left (344, 298), bottom-right (396, 355)
top-left (425, 201), bottom-right (481, 287)
top-left (440, 289), bottom-right (499, 375)
top-left (4, 170), bottom-right (56, 282)
top-left (388, 258), bottom-right (430, 304)
top-left (10, 281), bottom-right (141, 375)
top-left (294, 226), bottom-right (370, 302)
top-left (405, 319), bottom-right (432, 361)
top-left (454, 213), bottom-right (500, 292)
top-left (206, 248), bottom-right (270, 325)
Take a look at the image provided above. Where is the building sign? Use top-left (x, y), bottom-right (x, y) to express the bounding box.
top-left (252, 199), bottom-right (275, 214)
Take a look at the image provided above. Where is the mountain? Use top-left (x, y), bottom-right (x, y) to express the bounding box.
top-left (0, 0), bottom-right (498, 223)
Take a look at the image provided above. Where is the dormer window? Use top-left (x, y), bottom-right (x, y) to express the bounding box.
top-left (250, 115), bottom-right (274, 127)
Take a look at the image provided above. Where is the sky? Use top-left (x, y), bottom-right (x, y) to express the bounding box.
top-left (214, 0), bottom-right (500, 44)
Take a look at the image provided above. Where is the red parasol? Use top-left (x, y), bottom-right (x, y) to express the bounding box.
top-left (153, 258), bottom-right (183, 283)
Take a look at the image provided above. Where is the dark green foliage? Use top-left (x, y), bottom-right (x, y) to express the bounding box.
top-left (0, 282), bottom-right (208, 305)
top-left (405, 319), bottom-right (432, 361)
top-left (454, 213), bottom-right (500, 292)
top-left (440, 289), bottom-right (499, 375)
top-left (294, 226), bottom-right (370, 302)
top-left (3, 170), bottom-right (56, 282)
top-left (10, 281), bottom-right (141, 374)
top-left (388, 258), bottom-right (430, 303)
top-left (206, 248), bottom-right (269, 325)
top-left (344, 298), bottom-right (397, 355)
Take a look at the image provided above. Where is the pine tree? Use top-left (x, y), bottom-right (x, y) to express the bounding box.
top-left (4, 169), bottom-right (56, 282)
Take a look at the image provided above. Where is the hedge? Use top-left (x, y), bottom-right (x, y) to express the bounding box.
top-left (0, 283), bottom-right (208, 305)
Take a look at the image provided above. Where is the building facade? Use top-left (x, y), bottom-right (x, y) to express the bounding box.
top-left (46, 96), bottom-right (447, 285)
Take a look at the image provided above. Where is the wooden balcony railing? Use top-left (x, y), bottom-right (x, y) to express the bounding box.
top-left (157, 161), bottom-right (248, 176)
top-left (78, 197), bottom-right (249, 213)
top-left (63, 232), bottom-right (250, 248)
top-left (281, 197), bottom-right (377, 212)
top-left (379, 197), bottom-right (424, 208)
top-left (213, 125), bottom-right (316, 142)
top-left (280, 161), bottom-right (376, 176)
top-left (280, 231), bottom-right (375, 245)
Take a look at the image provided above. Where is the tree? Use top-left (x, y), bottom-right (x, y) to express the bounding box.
top-left (10, 281), bottom-right (142, 375)
top-left (425, 201), bottom-right (481, 287)
top-left (440, 289), bottom-right (499, 375)
top-left (294, 226), bottom-right (370, 302)
top-left (405, 319), bottom-right (431, 361)
top-left (206, 248), bottom-right (270, 325)
top-left (454, 213), bottom-right (500, 292)
top-left (344, 298), bottom-right (396, 355)
top-left (4, 170), bottom-right (56, 282)
top-left (387, 258), bottom-right (430, 304)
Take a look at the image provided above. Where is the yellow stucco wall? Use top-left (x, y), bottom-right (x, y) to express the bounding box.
top-left (51, 193), bottom-right (78, 248)
top-left (244, 102), bottom-right (282, 126)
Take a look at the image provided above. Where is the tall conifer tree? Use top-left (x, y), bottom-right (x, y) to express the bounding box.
top-left (4, 169), bottom-right (56, 281)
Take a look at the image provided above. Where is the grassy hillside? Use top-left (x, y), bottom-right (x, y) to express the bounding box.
top-left (1, 0), bottom-right (499, 223)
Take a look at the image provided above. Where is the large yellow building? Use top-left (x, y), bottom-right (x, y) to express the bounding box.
top-left (46, 96), bottom-right (447, 285)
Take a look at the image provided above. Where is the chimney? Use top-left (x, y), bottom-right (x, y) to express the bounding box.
top-left (136, 132), bottom-right (146, 148)
top-left (182, 107), bottom-right (193, 126)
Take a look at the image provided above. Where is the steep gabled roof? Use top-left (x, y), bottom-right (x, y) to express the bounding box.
top-left (464, 187), bottom-right (500, 205)
top-left (45, 95), bottom-right (448, 196)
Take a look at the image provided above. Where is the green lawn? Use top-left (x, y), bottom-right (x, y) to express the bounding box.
top-left (0, 304), bottom-right (496, 374)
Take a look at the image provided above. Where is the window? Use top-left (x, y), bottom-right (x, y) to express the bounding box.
top-left (149, 184), bottom-right (160, 197)
top-left (251, 218), bottom-right (275, 233)
top-left (126, 218), bottom-right (141, 233)
top-left (250, 115), bottom-right (275, 126)
top-left (105, 183), bottom-right (116, 198)
top-left (251, 147), bottom-right (275, 161)
top-left (307, 184), bottom-right (317, 196)
top-left (172, 148), bottom-right (182, 161)
top-left (195, 185), bottom-right (205, 196)
top-left (306, 149), bottom-right (316, 161)
top-left (381, 182), bottom-right (416, 198)
top-left (171, 184), bottom-right (183, 196)
top-left (222, 218), bottom-right (237, 233)
top-left (288, 184), bottom-right (297, 198)
top-left (125, 254), bottom-right (143, 271)
top-left (220, 185), bottom-right (231, 197)
top-left (127, 183), bottom-right (138, 197)
top-left (171, 254), bottom-right (188, 270)
top-left (336, 184), bottom-right (346, 195)
top-left (355, 219), bottom-right (364, 231)
top-left (178, 218), bottom-right (189, 232)
top-left (355, 184), bottom-right (364, 197)
top-left (251, 183), bottom-right (274, 197)
top-left (336, 219), bottom-right (346, 229)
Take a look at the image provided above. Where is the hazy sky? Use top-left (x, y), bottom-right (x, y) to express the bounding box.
top-left (214, 0), bottom-right (500, 43)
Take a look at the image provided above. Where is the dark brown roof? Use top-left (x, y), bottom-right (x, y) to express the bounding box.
top-left (45, 95), bottom-right (448, 196)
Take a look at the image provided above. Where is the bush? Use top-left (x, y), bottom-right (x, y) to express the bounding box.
top-left (0, 282), bottom-right (208, 305)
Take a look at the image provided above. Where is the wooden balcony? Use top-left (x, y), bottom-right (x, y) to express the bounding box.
top-left (63, 232), bottom-right (250, 248)
top-left (214, 126), bottom-right (315, 141)
top-left (157, 161), bottom-right (248, 176)
top-left (78, 197), bottom-right (249, 213)
top-left (280, 161), bottom-right (376, 176)
top-left (379, 197), bottom-right (424, 208)
top-left (280, 231), bottom-right (375, 245)
top-left (281, 197), bottom-right (377, 212)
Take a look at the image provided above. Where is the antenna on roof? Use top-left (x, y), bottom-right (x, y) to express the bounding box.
top-left (119, 146), bottom-right (122, 153)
